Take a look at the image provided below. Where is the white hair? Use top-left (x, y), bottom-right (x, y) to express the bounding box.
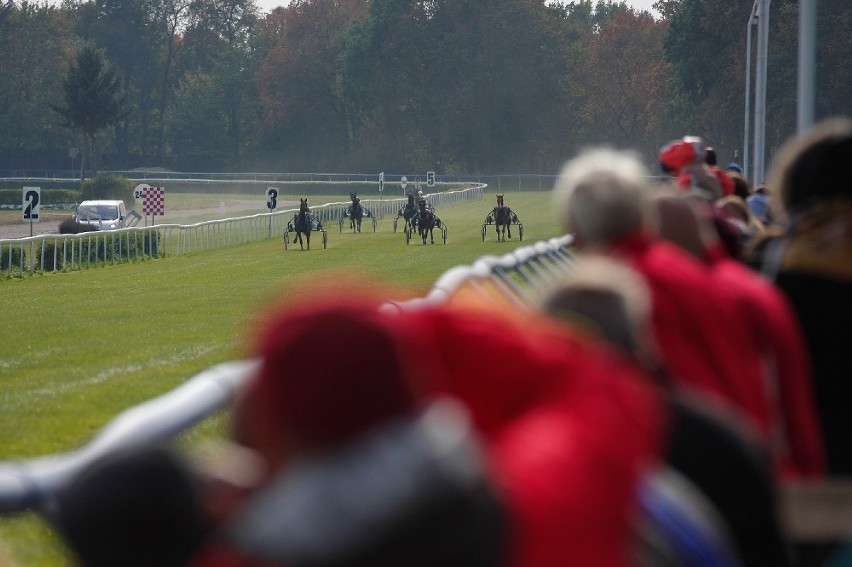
top-left (552, 148), bottom-right (652, 248)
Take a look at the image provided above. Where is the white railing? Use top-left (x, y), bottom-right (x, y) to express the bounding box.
top-left (0, 232), bottom-right (571, 513)
top-left (0, 185), bottom-right (484, 278)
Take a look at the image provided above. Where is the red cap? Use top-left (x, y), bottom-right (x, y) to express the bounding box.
top-left (244, 291), bottom-right (418, 451)
top-left (659, 137), bottom-right (706, 173)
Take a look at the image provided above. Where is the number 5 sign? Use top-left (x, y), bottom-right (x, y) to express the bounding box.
top-left (22, 187), bottom-right (41, 223)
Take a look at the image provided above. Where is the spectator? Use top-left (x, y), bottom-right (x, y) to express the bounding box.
top-left (653, 195), bottom-right (825, 479)
top-left (552, 148), bottom-right (775, 454)
top-left (763, 117), bottom-right (852, 476)
top-left (193, 281), bottom-right (664, 567)
top-left (705, 146), bottom-right (736, 197)
top-left (45, 443), bottom-right (212, 567)
top-left (747, 184), bottom-right (772, 225)
top-left (537, 255), bottom-right (791, 567)
top-left (659, 137), bottom-right (724, 200)
top-left (715, 195), bottom-right (766, 260)
top-left (728, 171), bottom-right (752, 200)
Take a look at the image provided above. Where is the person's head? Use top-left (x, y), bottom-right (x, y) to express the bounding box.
top-left (705, 147), bottom-right (718, 166)
top-left (538, 255), bottom-right (661, 378)
top-left (234, 286), bottom-right (418, 473)
top-left (767, 117), bottom-right (852, 222)
top-left (725, 163), bottom-right (744, 175)
top-left (49, 444), bottom-right (210, 567)
top-left (553, 147), bottom-right (651, 249)
top-left (659, 137), bottom-right (706, 175)
top-left (653, 195), bottom-right (716, 261)
top-left (659, 137), bottom-right (723, 200)
top-left (728, 172), bottom-right (751, 200)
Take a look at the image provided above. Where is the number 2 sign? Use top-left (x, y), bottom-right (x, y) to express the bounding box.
top-left (22, 187), bottom-right (40, 223)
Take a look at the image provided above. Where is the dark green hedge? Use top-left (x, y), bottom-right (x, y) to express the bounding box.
top-left (0, 189), bottom-right (80, 206)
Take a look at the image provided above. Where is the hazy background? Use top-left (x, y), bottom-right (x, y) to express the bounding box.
top-left (255, 0), bottom-right (662, 18)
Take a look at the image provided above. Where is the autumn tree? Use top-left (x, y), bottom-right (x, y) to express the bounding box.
top-left (0, 3), bottom-right (76, 169)
top-left (254, 0), bottom-right (367, 171)
top-left (580, 6), bottom-right (672, 161)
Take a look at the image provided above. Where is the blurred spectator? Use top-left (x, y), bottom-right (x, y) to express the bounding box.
top-left (659, 137), bottom-right (724, 200)
top-left (747, 184), bottom-right (772, 225)
top-left (537, 255), bottom-right (791, 567)
top-left (715, 195), bottom-right (766, 260)
top-left (46, 443), bottom-right (211, 567)
top-left (553, 148), bottom-right (770, 440)
top-left (725, 163), bottom-right (744, 175)
top-left (705, 147), bottom-right (736, 197)
top-left (763, 117), bottom-right (852, 476)
top-left (728, 171), bottom-right (752, 200)
top-left (653, 195), bottom-right (825, 479)
top-left (193, 283), bottom-right (664, 567)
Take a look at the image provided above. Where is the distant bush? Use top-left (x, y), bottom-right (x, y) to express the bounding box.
top-left (58, 216), bottom-right (98, 234)
top-left (81, 175), bottom-right (133, 206)
top-left (0, 244), bottom-right (25, 271)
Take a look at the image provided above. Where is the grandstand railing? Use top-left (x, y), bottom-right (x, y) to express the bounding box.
top-left (0, 233), bottom-right (573, 514)
top-left (0, 184), bottom-right (483, 278)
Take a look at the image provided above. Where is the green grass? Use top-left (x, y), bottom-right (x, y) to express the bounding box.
top-left (0, 190), bottom-right (562, 566)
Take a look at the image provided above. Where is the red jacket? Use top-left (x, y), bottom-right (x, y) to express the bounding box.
top-left (194, 303), bottom-right (665, 567)
top-left (606, 233), bottom-right (772, 440)
top-left (706, 247), bottom-right (826, 478)
top-left (409, 304), bottom-right (665, 567)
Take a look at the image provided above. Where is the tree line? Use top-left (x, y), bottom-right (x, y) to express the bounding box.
top-left (0, 0), bottom-right (848, 176)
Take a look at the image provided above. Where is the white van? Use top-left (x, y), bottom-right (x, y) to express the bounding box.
top-left (75, 200), bottom-right (129, 231)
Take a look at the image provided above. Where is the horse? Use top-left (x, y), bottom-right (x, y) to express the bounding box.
top-left (415, 198), bottom-right (441, 244)
top-left (293, 198), bottom-right (316, 250)
top-left (395, 192), bottom-right (418, 232)
top-left (347, 192), bottom-right (364, 233)
top-left (485, 194), bottom-right (519, 242)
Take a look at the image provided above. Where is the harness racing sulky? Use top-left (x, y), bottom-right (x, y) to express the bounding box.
top-left (408, 197), bottom-right (447, 245)
top-left (393, 192), bottom-right (419, 234)
top-left (482, 194), bottom-right (523, 242)
top-left (285, 198), bottom-right (328, 250)
top-left (339, 192), bottom-right (377, 233)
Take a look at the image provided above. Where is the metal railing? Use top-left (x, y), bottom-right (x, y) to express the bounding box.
top-left (0, 185), bottom-right (484, 278)
top-left (0, 232), bottom-right (573, 514)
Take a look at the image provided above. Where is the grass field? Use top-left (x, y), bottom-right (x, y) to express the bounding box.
top-left (0, 189), bottom-right (564, 567)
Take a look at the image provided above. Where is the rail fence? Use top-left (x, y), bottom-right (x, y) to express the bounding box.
top-left (0, 233), bottom-right (573, 514)
top-left (0, 184), bottom-right (483, 278)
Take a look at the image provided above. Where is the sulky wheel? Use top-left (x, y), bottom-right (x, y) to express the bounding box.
top-left (442, 226), bottom-right (448, 244)
top-left (393, 217), bottom-right (398, 233)
top-left (284, 231), bottom-right (290, 250)
top-left (322, 230), bottom-right (328, 249)
top-left (338, 218), bottom-right (345, 233)
top-left (481, 224), bottom-right (487, 242)
top-left (405, 225), bottom-right (411, 245)
top-left (372, 217), bottom-right (378, 232)
top-left (518, 223), bottom-right (524, 241)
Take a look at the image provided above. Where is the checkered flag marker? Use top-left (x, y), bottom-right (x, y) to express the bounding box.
top-left (143, 186), bottom-right (165, 217)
